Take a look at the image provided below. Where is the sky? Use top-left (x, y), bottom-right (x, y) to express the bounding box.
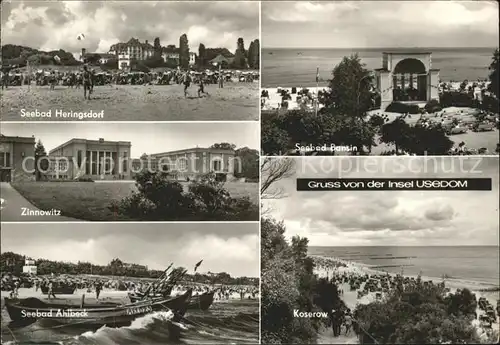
top-left (0, 122), bottom-right (259, 157)
top-left (1, 222), bottom-right (259, 277)
top-left (1, 0), bottom-right (259, 56)
top-left (263, 157), bottom-right (499, 247)
top-left (262, 1), bottom-right (499, 48)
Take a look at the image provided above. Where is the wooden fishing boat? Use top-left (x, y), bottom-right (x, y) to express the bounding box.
top-left (40, 285), bottom-right (76, 295)
top-left (4, 288), bottom-right (192, 327)
top-left (188, 291), bottom-right (215, 311)
top-left (129, 290), bottom-right (215, 311)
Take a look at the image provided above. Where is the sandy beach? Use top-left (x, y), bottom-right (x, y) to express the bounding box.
top-left (312, 255), bottom-right (500, 343)
top-left (261, 86), bottom-right (326, 111)
top-left (1, 83), bottom-right (259, 121)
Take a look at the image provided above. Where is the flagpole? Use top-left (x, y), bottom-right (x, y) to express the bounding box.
top-left (315, 66), bottom-right (319, 116)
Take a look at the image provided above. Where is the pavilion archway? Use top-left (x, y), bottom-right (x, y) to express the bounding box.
top-left (392, 58), bottom-right (428, 102)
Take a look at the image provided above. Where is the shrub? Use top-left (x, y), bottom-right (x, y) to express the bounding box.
top-left (111, 171), bottom-right (257, 221)
top-left (424, 99), bottom-right (442, 113)
top-left (385, 102), bottom-right (421, 114)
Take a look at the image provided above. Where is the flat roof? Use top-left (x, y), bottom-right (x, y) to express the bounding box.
top-left (0, 134), bottom-right (36, 144)
top-left (383, 51), bottom-right (432, 55)
top-left (149, 147), bottom-right (235, 157)
top-left (49, 138), bottom-right (131, 155)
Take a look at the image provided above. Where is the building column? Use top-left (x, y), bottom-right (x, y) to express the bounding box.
top-left (97, 151), bottom-right (100, 176)
top-left (379, 70), bottom-right (393, 110)
top-left (90, 151), bottom-right (93, 175)
top-left (428, 69), bottom-right (440, 102)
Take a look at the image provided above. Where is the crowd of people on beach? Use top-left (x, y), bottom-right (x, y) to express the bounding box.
top-left (1, 273), bottom-right (259, 302)
top-left (311, 256), bottom-right (500, 340)
top-left (0, 66), bottom-right (259, 100)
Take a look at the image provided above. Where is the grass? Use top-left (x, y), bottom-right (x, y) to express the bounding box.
top-left (12, 181), bottom-right (259, 221)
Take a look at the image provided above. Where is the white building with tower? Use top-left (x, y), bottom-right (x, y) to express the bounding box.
top-left (23, 259), bottom-right (37, 275)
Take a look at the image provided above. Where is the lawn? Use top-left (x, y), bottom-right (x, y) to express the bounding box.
top-left (12, 181), bottom-right (259, 221)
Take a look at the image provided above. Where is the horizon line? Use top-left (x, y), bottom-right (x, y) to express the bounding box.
top-left (309, 244), bottom-right (499, 247)
top-left (264, 46), bottom-right (498, 50)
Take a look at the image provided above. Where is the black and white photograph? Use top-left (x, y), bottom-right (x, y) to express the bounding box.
top-left (0, 222), bottom-right (260, 344)
top-left (261, 1), bottom-right (499, 156)
top-left (0, 0), bottom-right (260, 121)
top-left (0, 122), bottom-right (259, 221)
top-left (261, 156), bottom-right (499, 344)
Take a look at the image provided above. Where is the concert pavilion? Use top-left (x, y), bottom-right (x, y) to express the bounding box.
top-left (375, 51), bottom-right (440, 111)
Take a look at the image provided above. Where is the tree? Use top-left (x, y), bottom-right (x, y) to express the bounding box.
top-left (179, 34), bottom-right (190, 70)
top-left (380, 118), bottom-right (410, 154)
top-left (234, 147), bottom-right (259, 180)
top-left (101, 58), bottom-right (118, 70)
top-left (34, 140), bottom-right (48, 181)
top-left (232, 37), bottom-right (247, 69)
top-left (144, 55), bottom-right (164, 68)
top-left (210, 143), bottom-right (236, 150)
top-left (85, 54), bottom-right (101, 65)
top-left (247, 39), bottom-right (260, 69)
top-left (260, 157), bottom-right (295, 200)
top-left (198, 43), bottom-right (206, 69)
top-left (488, 48), bottom-right (499, 99)
top-left (153, 37), bottom-right (161, 58)
top-left (261, 113), bottom-right (291, 155)
top-left (323, 54), bottom-right (373, 119)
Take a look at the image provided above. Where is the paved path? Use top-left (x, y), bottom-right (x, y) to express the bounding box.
top-left (0, 183), bottom-right (77, 221)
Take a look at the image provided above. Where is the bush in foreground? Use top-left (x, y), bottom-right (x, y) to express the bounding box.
top-left (109, 171), bottom-right (258, 221)
top-left (353, 279), bottom-right (480, 344)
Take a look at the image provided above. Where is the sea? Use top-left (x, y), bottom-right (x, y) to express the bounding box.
top-left (309, 246), bottom-right (500, 288)
top-left (0, 298), bottom-right (259, 345)
top-left (262, 47), bottom-right (497, 88)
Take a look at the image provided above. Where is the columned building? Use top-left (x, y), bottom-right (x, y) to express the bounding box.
top-left (48, 138), bottom-right (131, 180)
top-left (132, 147), bottom-right (236, 181)
top-left (0, 135), bottom-right (36, 182)
top-left (375, 51), bottom-right (440, 110)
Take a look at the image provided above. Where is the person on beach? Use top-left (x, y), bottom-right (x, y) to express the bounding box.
top-left (344, 309), bottom-right (352, 335)
top-left (95, 281), bottom-right (103, 301)
top-left (218, 69), bottom-right (224, 89)
top-left (47, 281), bottom-right (57, 300)
top-left (198, 75), bottom-right (207, 98)
top-left (10, 280), bottom-right (19, 298)
top-left (82, 65), bottom-right (93, 100)
top-left (183, 71), bottom-right (192, 98)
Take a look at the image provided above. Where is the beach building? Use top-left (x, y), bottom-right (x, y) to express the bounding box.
top-left (375, 51), bottom-right (440, 111)
top-left (109, 38), bottom-right (154, 61)
top-left (131, 147), bottom-right (236, 181)
top-left (99, 54), bottom-right (116, 64)
top-left (48, 138), bottom-right (131, 180)
top-left (161, 47), bottom-right (197, 66)
top-left (118, 53), bottom-right (131, 70)
top-left (22, 259), bottom-right (37, 275)
top-left (0, 135), bottom-right (36, 183)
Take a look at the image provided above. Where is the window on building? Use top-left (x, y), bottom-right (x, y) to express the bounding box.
top-left (105, 152), bottom-right (111, 174)
top-left (212, 160), bottom-right (222, 171)
top-left (85, 151), bottom-right (90, 174)
top-left (0, 152), bottom-right (9, 167)
top-left (91, 151), bottom-right (97, 175)
top-left (122, 152), bottom-right (128, 173)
